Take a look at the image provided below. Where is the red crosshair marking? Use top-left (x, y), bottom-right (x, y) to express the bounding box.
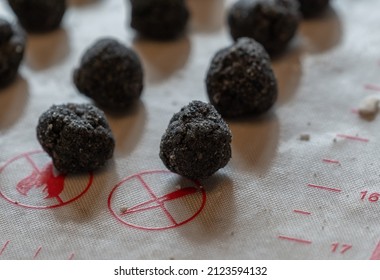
top-left (120, 186), bottom-right (198, 216)
top-left (108, 170), bottom-right (206, 230)
top-left (16, 163), bottom-right (65, 204)
top-left (136, 175), bottom-right (178, 226)
top-left (0, 151), bottom-right (93, 209)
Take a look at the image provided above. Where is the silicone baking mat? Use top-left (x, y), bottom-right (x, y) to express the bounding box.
top-left (1, 0), bottom-right (380, 260)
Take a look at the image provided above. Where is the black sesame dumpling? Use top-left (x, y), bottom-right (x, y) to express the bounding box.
top-left (36, 103), bottom-right (115, 174)
top-left (160, 101), bottom-right (232, 180)
top-left (73, 38), bottom-right (144, 112)
top-left (206, 37), bottom-right (278, 118)
top-left (228, 0), bottom-right (300, 55)
top-left (298, 0), bottom-right (330, 18)
top-left (129, 0), bottom-right (189, 40)
top-left (7, 0), bottom-right (66, 33)
top-left (0, 19), bottom-right (13, 44)
top-left (0, 18), bottom-right (25, 88)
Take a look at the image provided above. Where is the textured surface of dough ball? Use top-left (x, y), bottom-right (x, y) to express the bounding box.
top-left (206, 38), bottom-right (278, 118)
top-left (37, 103), bottom-right (115, 174)
top-left (160, 101), bottom-right (232, 180)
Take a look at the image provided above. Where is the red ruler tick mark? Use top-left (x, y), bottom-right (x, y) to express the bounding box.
top-left (307, 184), bottom-right (342, 193)
top-left (336, 134), bottom-right (369, 142)
top-left (293, 210), bottom-right (311, 215)
top-left (278, 235), bottom-right (312, 244)
top-left (322, 159), bottom-right (340, 164)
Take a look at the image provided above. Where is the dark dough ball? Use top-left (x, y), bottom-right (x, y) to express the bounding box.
top-left (7, 0), bottom-right (66, 33)
top-left (206, 37), bottom-right (278, 118)
top-left (129, 0), bottom-right (189, 40)
top-left (0, 19), bottom-right (13, 44)
top-left (160, 101), bottom-right (232, 179)
top-left (298, 0), bottom-right (330, 18)
top-left (37, 103), bottom-right (115, 174)
top-left (228, 0), bottom-right (300, 55)
top-left (0, 18), bottom-right (25, 88)
top-left (74, 38), bottom-right (144, 112)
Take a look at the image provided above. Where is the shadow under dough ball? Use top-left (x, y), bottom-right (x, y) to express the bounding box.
top-left (0, 19), bottom-right (25, 88)
top-left (160, 101), bottom-right (232, 180)
top-left (228, 0), bottom-right (300, 55)
top-left (74, 38), bottom-right (143, 112)
top-left (130, 0), bottom-right (189, 40)
top-left (298, 0), bottom-right (330, 18)
top-left (37, 103), bottom-right (115, 174)
top-left (206, 37), bottom-right (278, 118)
top-left (7, 0), bottom-right (66, 33)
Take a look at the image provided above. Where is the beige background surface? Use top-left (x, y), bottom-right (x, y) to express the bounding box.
top-left (0, 0), bottom-right (380, 259)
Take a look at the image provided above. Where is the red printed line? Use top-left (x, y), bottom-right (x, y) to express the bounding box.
top-left (33, 246), bottom-right (42, 259)
top-left (293, 210), bottom-right (311, 215)
top-left (137, 175), bottom-right (178, 226)
top-left (68, 253), bottom-right (75, 260)
top-left (307, 184), bottom-right (342, 193)
top-left (365, 84), bottom-right (380, 92)
top-left (55, 196), bottom-right (64, 205)
top-left (336, 134), bottom-right (369, 142)
top-left (0, 241), bottom-right (10, 256)
top-left (122, 204), bottom-right (161, 215)
top-left (322, 159), bottom-right (340, 164)
top-left (370, 241), bottom-right (380, 260)
top-left (278, 235), bottom-right (312, 244)
top-left (121, 187), bottom-right (198, 216)
top-left (25, 154), bottom-right (41, 173)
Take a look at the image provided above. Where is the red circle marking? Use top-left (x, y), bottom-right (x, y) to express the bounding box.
top-left (0, 150), bottom-right (93, 209)
top-left (108, 170), bottom-right (206, 230)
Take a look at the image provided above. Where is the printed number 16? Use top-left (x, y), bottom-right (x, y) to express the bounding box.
top-left (360, 191), bottom-right (380, 202)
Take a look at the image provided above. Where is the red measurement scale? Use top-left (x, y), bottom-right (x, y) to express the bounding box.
top-left (276, 128), bottom-right (380, 259)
